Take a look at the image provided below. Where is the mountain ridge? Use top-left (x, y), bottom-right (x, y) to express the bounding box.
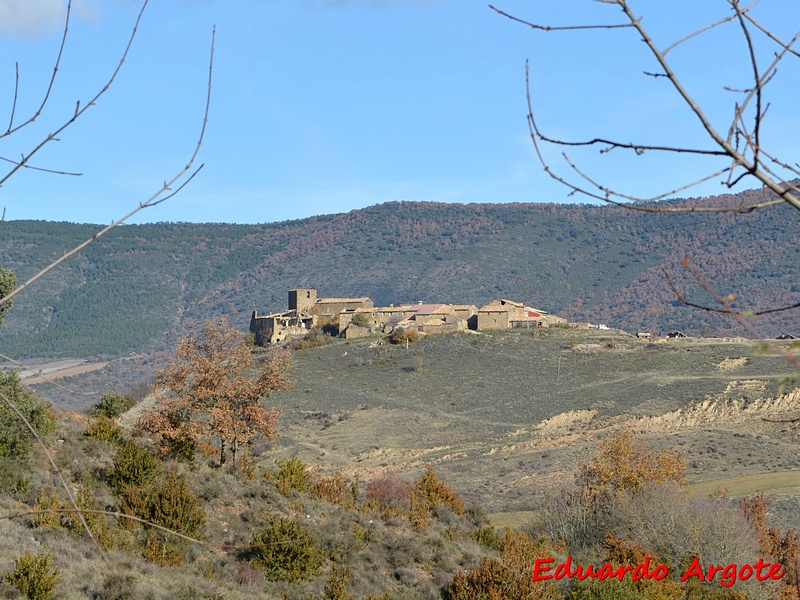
top-left (1, 188), bottom-right (799, 358)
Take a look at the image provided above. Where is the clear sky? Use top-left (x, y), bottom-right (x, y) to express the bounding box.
top-left (0, 0), bottom-right (797, 225)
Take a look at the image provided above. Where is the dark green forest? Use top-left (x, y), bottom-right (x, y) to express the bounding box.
top-left (1, 187), bottom-right (799, 358)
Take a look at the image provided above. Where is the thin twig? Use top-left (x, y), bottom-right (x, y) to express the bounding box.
top-left (0, 155), bottom-right (82, 177)
top-left (1, 507), bottom-right (317, 551)
top-left (661, 0), bottom-right (760, 56)
top-left (0, 25), bottom-right (215, 308)
top-left (489, 4), bottom-right (632, 32)
top-left (743, 12), bottom-right (800, 58)
top-left (662, 263), bottom-right (800, 317)
top-left (1, 0), bottom-right (72, 139)
top-left (731, 0), bottom-right (762, 170)
top-left (0, 0), bottom-right (146, 187)
top-left (7, 62), bottom-right (19, 133)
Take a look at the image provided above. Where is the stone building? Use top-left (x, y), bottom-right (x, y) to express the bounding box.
top-left (477, 299), bottom-right (565, 330)
top-left (339, 302), bottom-right (479, 338)
top-left (252, 288), bottom-right (566, 344)
top-left (250, 288), bottom-right (373, 345)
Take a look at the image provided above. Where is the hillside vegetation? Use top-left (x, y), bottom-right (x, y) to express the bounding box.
top-left (3, 326), bottom-right (800, 598)
top-left (2, 187), bottom-right (800, 358)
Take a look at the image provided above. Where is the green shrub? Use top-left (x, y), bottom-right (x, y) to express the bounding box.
top-left (568, 577), bottom-right (672, 599)
top-left (32, 490), bottom-right (61, 529)
top-left (4, 549), bottom-right (61, 600)
top-left (72, 485), bottom-right (117, 550)
top-left (0, 370), bottom-right (55, 461)
top-left (409, 465), bottom-right (465, 525)
top-left (90, 391), bottom-right (138, 419)
top-left (163, 434), bottom-right (196, 462)
top-left (289, 330), bottom-right (334, 350)
top-left (251, 515), bottom-right (323, 582)
top-left (83, 415), bottom-right (124, 444)
top-left (146, 473), bottom-right (205, 537)
top-left (471, 524), bottom-right (503, 550)
top-left (142, 532), bottom-right (185, 567)
top-left (107, 440), bottom-right (160, 495)
top-left (323, 563), bottom-right (352, 600)
top-left (108, 440), bottom-right (161, 527)
top-left (351, 313), bottom-right (372, 328)
top-left (0, 465), bottom-right (30, 495)
top-left (112, 471), bottom-right (205, 565)
top-left (266, 456), bottom-right (312, 496)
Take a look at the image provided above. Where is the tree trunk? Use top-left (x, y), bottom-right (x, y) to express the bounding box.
top-left (219, 439), bottom-right (226, 465)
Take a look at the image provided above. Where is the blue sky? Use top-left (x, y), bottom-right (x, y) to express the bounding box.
top-left (0, 0), bottom-right (797, 225)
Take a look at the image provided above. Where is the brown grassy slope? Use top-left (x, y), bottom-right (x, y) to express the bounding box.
top-left (257, 329), bottom-right (800, 516)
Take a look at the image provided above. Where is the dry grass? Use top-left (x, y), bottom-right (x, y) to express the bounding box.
top-left (7, 330), bottom-right (800, 597)
top-left (268, 331), bottom-right (800, 514)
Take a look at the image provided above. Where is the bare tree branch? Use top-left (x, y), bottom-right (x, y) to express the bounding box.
top-left (0, 9), bottom-right (216, 566)
top-left (662, 262), bottom-right (800, 318)
top-left (499, 1), bottom-right (800, 213)
top-left (0, 155), bottom-right (82, 176)
top-left (0, 26), bottom-right (215, 308)
top-left (0, 0), bottom-right (148, 188)
top-left (661, 0), bottom-right (760, 56)
top-left (1, 0), bottom-right (72, 139)
top-left (488, 4), bottom-right (632, 32)
top-left (743, 11), bottom-right (800, 58)
top-left (0, 507), bottom-right (316, 552)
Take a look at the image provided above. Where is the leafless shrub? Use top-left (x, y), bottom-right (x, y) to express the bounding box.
top-left (614, 483), bottom-right (759, 567)
top-left (363, 474), bottom-right (414, 518)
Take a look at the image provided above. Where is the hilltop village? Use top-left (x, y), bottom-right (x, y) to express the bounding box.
top-left (249, 288), bottom-right (569, 345)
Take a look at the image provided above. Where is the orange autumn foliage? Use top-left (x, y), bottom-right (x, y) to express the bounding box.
top-left (579, 430), bottom-right (687, 498)
top-left (139, 319), bottom-right (291, 466)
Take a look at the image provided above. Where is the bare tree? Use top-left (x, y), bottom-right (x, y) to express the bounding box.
top-left (491, 0), bottom-right (800, 322)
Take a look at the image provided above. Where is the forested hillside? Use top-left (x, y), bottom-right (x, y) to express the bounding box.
top-left (2, 187), bottom-right (799, 358)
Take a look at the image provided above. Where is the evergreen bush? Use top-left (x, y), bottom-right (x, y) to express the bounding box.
top-left (90, 391), bottom-right (138, 419)
top-left (3, 549), bottom-right (61, 600)
top-left (251, 515), bottom-right (323, 582)
top-left (266, 456), bottom-right (312, 496)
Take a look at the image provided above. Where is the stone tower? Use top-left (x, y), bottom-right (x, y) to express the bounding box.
top-left (288, 288), bottom-right (317, 314)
